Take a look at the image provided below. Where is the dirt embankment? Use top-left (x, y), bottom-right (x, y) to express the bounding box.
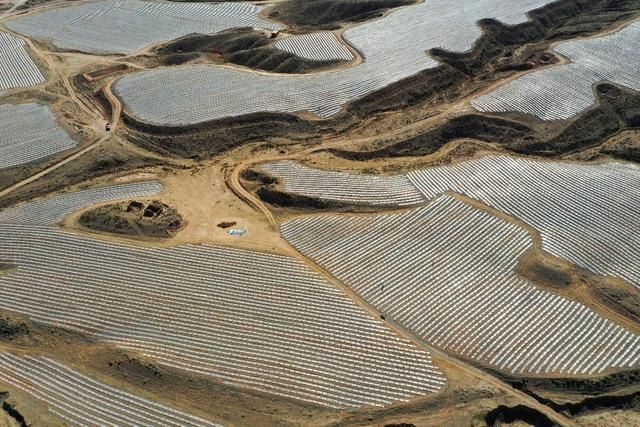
top-left (257, 186), bottom-right (357, 211)
top-left (518, 250), bottom-right (640, 327)
top-left (0, 138), bottom-right (165, 210)
top-left (151, 29), bottom-right (344, 73)
top-left (330, 83), bottom-right (640, 162)
top-left (494, 368), bottom-right (640, 398)
top-left (241, 167), bottom-right (352, 210)
top-left (122, 110), bottom-right (353, 160)
top-left (495, 372), bottom-right (640, 421)
top-left (120, 0), bottom-right (640, 160)
top-left (241, 167), bottom-right (398, 213)
top-left (78, 200), bottom-right (185, 239)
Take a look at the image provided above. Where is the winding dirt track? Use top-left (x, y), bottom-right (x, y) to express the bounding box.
top-left (0, 3), bottom-right (622, 424)
top-left (0, 132), bottom-right (111, 200)
top-left (0, 68), bottom-right (119, 199)
top-left (228, 164), bottom-right (277, 229)
top-left (226, 161), bottom-right (575, 427)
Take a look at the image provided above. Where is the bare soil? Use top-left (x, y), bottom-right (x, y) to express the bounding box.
top-left (78, 200), bottom-right (185, 239)
top-left (150, 29), bottom-right (347, 73)
top-left (266, 0), bottom-right (417, 30)
top-left (118, 0), bottom-right (640, 166)
top-left (1, 0), bottom-right (640, 425)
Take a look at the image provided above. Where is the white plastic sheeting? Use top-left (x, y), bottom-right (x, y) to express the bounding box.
top-left (472, 21), bottom-right (640, 120)
top-left (114, 0), bottom-right (555, 124)
top-left (0, 103), bottom-right (76, 169)
top-left (6, 0), bottom-right (281, 55)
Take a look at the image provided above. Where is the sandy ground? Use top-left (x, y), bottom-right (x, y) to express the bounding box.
top-left (0, 2), bottom-right (638, 426)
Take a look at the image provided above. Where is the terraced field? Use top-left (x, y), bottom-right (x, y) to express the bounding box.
top-left (0, 181), bottom-right (163, 224)
top-left (472, 20), bottom-right (640, 120)
top-left (273, 32), bottom-right (354, 62)
top-left (6, 0), bottom-right (281, 55)
top-left (0, 103), bottom-right (77, 169)
top-left (408, 156), bottom-right (640, 289)
top-left (0, 32), bottom-right (44, 91)
top-left (0, 353), bottom-right (218, 426)
top-left (282, 194), bottom-right (640, 376)
top-left (0, 186), bottom-right (445, 408)
top-left (259, 160), bottom-right (425, 207)
top-left (114, 0), bottom-right (554, 125)
top-left (266, 156), bottom-right (640, 290)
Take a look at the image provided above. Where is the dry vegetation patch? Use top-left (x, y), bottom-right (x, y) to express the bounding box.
top-left (78, 200), bottom-right (185, 239)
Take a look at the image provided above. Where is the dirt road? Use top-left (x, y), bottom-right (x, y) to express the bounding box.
top-left (226, 161), bottom-right (575, 427)
top-left (0, 57), bottom-right (121, 200)
top-left (0, 131), bottom-right (111, 200)
top-left (227, 163), bottom-right (278, 229)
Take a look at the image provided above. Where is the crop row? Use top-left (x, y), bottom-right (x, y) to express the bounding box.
top-left (273, 32), bottom-right (354, 62)
top-left (471, 21), bottom-right (640, 120)
top-left (282, 194), bottom-right (640, 375)
top-left (0, 181), bottom-right (162, 225)
top-left (263, 156), bottom-right (640, 290)
top-left (113, 0), bottom-right (555, 125)
top-left (259, 160), bottom-right (425, 207)
top-left (0, 224), bottom-right (445, 407)
top-left (0, 103), bottom-right (77, 170)
top-left (0, 353), bottom-right (218, 426)
top-left (407, 156), bottom-right (640, 290)
top-left (6, 0), bottom-right (281, 55)
top-left (0, 185), bottom-right (445, 408)
top-left (0, 32), bottom-right (44, 91)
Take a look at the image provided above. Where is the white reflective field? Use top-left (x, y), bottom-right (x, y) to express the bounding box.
top-left (0, 32), bottom-right (44, 91)
top-left (264, 156), bottom-right (640, 291)
top-left (274, 32), bottom-right (354, 61)
top-left (115, 0), bottom-right (554, 125)
top-left (472, 21), bottom-right (640, 120)
top-left (283, 193), bottom-right (640, 376)
top-left (0, 353), bottom-right (219, 427)
top-left (6, 0), bottom-right (280, 55)
top-left (260, 160), bottom-right (425, 207)
top-left (0, 103), bottom-right (76, 169)
top-left (0, 184), bottom-right (445, 408)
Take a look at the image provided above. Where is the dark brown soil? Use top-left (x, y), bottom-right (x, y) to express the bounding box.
top-left (83, 64), bottom-right (131, 81)
top-left (0, 139), bottom-right (165, 210)
top-left (153, 29), bottom-right (345, 73)
top-left (499, 374), bottom-right (640, 418)
top-left (330, 83), bottom-right (640, 161)
top-left (121, 0), bottom-right (640, 160)
top-left (0, 393), bottom-right (27, 427)
top-left (519, 255), bottom-right (573, 289)
top-left (122, 110), bottom-right (353, 159)
top-left (592, 279), bottom-right (640, 324)
top-left (0, 263), bottom-right (15, 274)
top-left (485, 404), bottom-right (556, 426)
top-left (0, 315), bottom-right (29, 341)
top-left (257, 186), bottom-right (355, 210)
top-left (267, 0), bottom-right (416, 30)
top-left (494, 368), bottom-right (640, 396)
top-left (517, 249), bottom-right (640, 330)
top-left (216, 221), bottom-right (237, 229)
top-left (240, 168), bottom-right (278, 185)
top-left (242, 168), bottom-right (396, 212)
top-left (78, 200), bottom-right (185, 238)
